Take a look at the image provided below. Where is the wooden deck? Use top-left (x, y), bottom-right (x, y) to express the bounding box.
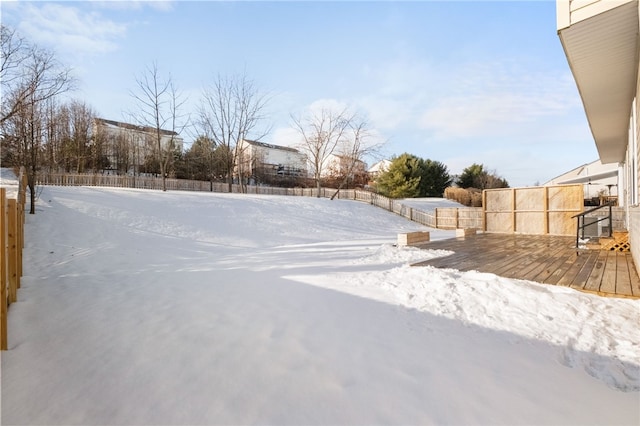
top-left (412, 234), bottom-right (640, 299)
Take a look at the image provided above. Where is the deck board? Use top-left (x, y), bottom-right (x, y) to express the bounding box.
top-left (520, 246), bottom-right (570, 282)
top-left (556, 251), bottom-right (592, 287)
top-left (615, 255), bottom-right (632, 296)
top-left (413, 233), bottom-right (639, 299)
top-left (569, 250), bottom-right (599, 290)
top-left (627, 256), bottom-right (640, 297)
top-left (583, 250), bottom-right (608, 293)
top-left (600, 253), bottom-right (618, 294)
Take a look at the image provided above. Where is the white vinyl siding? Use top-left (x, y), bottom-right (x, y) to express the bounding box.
top-left (558, 0), bottom-right (635, 28)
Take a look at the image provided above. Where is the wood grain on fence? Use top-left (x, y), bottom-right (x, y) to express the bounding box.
top-left (7, 198), bottom-right (18, 303)
top-left (483, 185), bottom-right (583, 236)
top-left (1, 168), bottom-right (27, 350)
top-left (1, 188), bottom-right (8, 350)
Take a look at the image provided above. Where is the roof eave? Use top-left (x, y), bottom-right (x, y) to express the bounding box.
top-left (557, 1), bottom-right (639, 164)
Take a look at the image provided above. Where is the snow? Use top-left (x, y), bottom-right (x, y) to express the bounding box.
top-left (1, 183), bottom-right (639, 425)
top-left (0, 167), bottom-right (19, 199)
top-left (398, 197), bottom-right (466, 211)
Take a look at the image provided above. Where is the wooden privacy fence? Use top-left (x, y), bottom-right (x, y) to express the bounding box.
top-left (1, 168), bottom-right (27, 350)
top-left (36, 174), bottom-right (600, 237)
top-left (37, 173), bottom-right (484, 231)
top-left (483, 185), bottom-right (584, 236)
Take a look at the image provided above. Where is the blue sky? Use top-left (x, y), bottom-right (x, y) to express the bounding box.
top-left (1, 1), bottom-right (597, 187)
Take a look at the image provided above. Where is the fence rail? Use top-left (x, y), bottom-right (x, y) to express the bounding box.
top-left (36, 173), bottom-right (484, 231)
top-left (1, 167), bottom-right (27, 350)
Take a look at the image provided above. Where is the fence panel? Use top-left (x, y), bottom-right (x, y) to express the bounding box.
top-left (7, 199), bottom-right (18, 304)
top-left (458, 208), bottom-right (484, 229)
top-left (1, 188), bottom-right (7, 350)
top-left (483, 185), bottom-right (583, 235)
top-left (410, 209), bottom-right (436, 228)
top-left (0, 168), bottom-right (26, 350)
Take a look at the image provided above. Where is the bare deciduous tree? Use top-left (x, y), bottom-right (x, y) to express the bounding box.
top-left (67, 100), bottom-right (95, 173)
top-left (329, 118), bottom-right (382, 200)
top-left (129, 62), bottom-right (188, 191)
top-left (0, 25), bottom-right (75, 213)
top-left (1, 25), bottom-right (74, 127)
top-left (291, 106), bottom-right (354, 197)
top-left (197, 73), bottom-right (270, 193)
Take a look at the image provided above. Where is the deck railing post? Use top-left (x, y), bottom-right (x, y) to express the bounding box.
top-left (576, 216), bottom-right (581, 248)
top-left (608, 203), bottom-right (613, 237)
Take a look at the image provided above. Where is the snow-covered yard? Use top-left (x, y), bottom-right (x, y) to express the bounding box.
top-left (1, 184), bottom-right (639, 425)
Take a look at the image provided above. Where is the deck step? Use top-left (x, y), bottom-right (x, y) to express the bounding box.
top-left (588, 231), bottom-right (630, 252)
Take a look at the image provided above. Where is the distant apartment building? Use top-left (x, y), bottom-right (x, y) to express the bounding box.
top-left (236, 139), bottom-right (308, 182)
top-left (320, 153), bottom-right (367, 178)
top-left (93, 118), bottom-right (184, 174)
top-left (367, 159), bottom-right (392, 179)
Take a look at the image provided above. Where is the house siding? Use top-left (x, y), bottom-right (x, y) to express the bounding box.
top-left (237, 140), bottom-right (307, 179)
top-left (631, 46), bottom-right (640, 269)
top-left (93, 118), bottom-right (184, 174)
top-left (560, 0), bottom-right (635, 27)
top-left (558, 0), bottom-right (640, 265)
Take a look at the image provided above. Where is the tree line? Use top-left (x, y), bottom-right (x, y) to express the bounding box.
top-left (1, 25), bottom-right (378, 206)
top-left (1, 24), bottom-right (508, 212)
top-left (373, 154), bottom-right (508, 205)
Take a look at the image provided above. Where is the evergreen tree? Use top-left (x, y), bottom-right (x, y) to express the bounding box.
top-left (376, 153), bottom-right (423, 198)
top-left (419, 159), bottom-right (452, 197)
top-left (457, 163), bottom-right (485, 189)
top-left (457, 163), bottom-right (509, 189)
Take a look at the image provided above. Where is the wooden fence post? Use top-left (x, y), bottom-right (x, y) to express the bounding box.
top-left (544, 186), bottom-right (550, 234)
top-left (511, 188), bottom-right (516, 233)
top-left (7, 199), bottom-right (18, 303)
top-left (16, 200), bottom-right (23, 279)
top-left (1, 188), bottom-right (8, 350)
top-left (482, 190), bottom-right (487, 232)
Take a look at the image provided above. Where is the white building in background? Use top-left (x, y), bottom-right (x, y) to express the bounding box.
top-left (320, 153), bottom-right (367, 179)
top-left (556, 0), bottom-right (639, 262)
top-left (93, 118), bottom-right (183, 174)
top-left (236, 139), bottom-right (307, 179)
top-left (544, 159), bottom-right (620, 205)
top-left (368, 159), bottom-right (392, 179)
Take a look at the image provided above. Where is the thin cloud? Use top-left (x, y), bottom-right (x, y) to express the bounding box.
top-left (15, 3), bottom-right (127, 55)
top-left (93, 1), bottom-right (174, 12)
top-left (352, 60), bottom-right (438, 132)
top-left (271, 127), bottom-right (300, 148)
top-left (418, 61), bottom-right (582, 140)
top-left (345, 56), bottom-right (584, 148)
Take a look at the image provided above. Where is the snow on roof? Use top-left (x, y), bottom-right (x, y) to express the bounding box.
top-left (368, 159), bottom-right (391, 173)
top-left (95, 118), bottom-right (180, 137)
top-left (243, 139), bottom-right (301, 153)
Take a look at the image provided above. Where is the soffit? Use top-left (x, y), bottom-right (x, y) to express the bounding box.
top-left (558, 1), bottom-right (639, 163)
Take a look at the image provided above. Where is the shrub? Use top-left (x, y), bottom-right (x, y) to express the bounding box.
top-left (444, 186), bottom-right (482, 207)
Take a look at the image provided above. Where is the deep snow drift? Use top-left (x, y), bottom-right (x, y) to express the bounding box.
top-left (1, 185), bottom-right (638, 425)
